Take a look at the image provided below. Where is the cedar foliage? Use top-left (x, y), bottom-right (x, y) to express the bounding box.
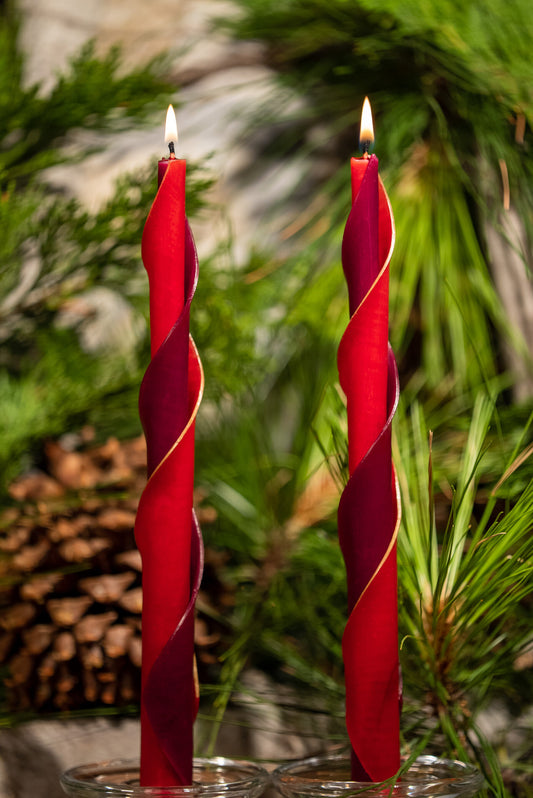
top-left (0, 4), bottom-right (171, 486)
top-left (0, 4), bottom-right (220, 488)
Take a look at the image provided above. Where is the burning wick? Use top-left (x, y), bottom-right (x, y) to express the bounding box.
top-left (359, 96), bottom-right (374, 158)
top-left (165, 104), bottom-right (178, 160)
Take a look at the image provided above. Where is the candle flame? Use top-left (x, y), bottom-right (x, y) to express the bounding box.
top-left (359, 96), bottom-right (374, 150)
top-left (165, 104), bottom-right (178, 145)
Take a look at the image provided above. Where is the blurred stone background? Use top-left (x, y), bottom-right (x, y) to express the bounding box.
top-left (17, 0), bottom-right (303, 262)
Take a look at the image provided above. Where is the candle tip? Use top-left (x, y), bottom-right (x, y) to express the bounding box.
top-left (359, 96), bottom-right (374, 153)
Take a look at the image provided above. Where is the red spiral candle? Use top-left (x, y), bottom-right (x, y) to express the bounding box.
top-left (337, 98), bottom-right (401, 781)
top-left (135, 106), bottom-right (204, 787)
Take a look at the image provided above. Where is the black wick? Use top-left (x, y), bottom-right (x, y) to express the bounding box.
top-left (168, 141), bottom-right (175, 156)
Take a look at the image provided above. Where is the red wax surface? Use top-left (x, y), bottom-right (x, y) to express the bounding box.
top-left (143, 158), bottom-right (186, 358)
top-left (345, 155), bottom-right (388, 475)
top-left (158, 154), bottom-right (174, 187)
top-left (350, 154), bottom-right (370, 204)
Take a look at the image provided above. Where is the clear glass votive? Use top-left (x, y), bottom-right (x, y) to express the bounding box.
top-left (273, 752), bottom-right (484, 798)
top-left (61, 757), bottom-right (269, 798)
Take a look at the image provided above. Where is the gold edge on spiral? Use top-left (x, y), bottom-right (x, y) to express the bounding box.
top-left (349, 466), bottom-right (401, 616)
top-left (347, 176), bottom-right (396, 324)
top-left (146, 334), bottom-right (205, 485)
top-left (340, 174), bottom-right (400, 615)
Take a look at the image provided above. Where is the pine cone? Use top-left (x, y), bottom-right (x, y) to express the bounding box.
top-left (0, 507), bottom-right (143, 710)
top-left (0, 433), bottom-right (227, 714)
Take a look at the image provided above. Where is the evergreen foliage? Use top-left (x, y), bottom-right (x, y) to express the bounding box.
top-left (0, 9), bottom-right (171, 183)
top-left (0, 3), bottom-right (173, 484)
top-left (395, 398), bottom-right (533, 792)
top-left (226, 0), bottom-right (533, 396)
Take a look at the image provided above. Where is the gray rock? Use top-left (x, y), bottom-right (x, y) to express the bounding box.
top-left (20, 0), bottom-right (306, 267)
top-left (55, 286), bottom-right (145, 356)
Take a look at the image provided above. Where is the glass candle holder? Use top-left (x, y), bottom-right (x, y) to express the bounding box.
top-left (273, 753), bottom-right (484, 798)
top-left (61, 757), bottom-right (269, 798)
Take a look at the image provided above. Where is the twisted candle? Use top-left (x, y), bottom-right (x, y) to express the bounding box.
top-left (135, 163), bottom-right (204, 786)
top-left (338, 154), bottom-right (401, 781)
